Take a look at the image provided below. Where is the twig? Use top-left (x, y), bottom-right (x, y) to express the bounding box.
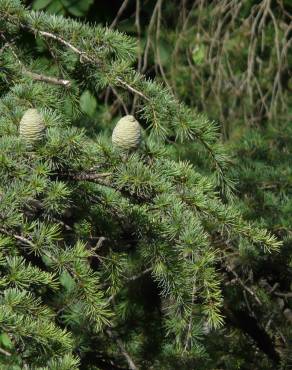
top-left (0, 41), bottom-right (10, 54)
top-left (126, 267), bottom-right (152, 281)
top-left (135, 0), bottom-right (142, 73)
top-left (269, 282), bottom-right (279, 294)
top-left (155, 0), bottom-right (173, 92)
top-left (106, 329), bottom-right (138, 370)
top-left (274, 291), bottom-right (292, 299)
top-left (110, 0), bottom-right (130, 29)
top-left (131, 0), bottom-right (142, 114)
top-left (107, 268), bottom-right (152, 304)
top-left (184, 282), bottom-right (196, 352)
top-left (260, 279), bottom-right (292, 299)
top-left (0, 347), bottom-right (11, 357)
top-left (225, 264), bottom-right (262, 305)
top-left (25, 199), bottom-right (73, 231)
top-left (116, 77), bottom-right (150, 101)
top-left (142, 0), bottom-right (160, 73)
top-left (68, 172), bottom-right (112, 181)
top-left (24, 70), bottom-right (71, 88)
top-left (38, 30), bottom-right (97, 64)
top-left (0, 33), bottom-right (71, 87)
top-left (243, 290), bottom-right (255, 317)
top-left (111, 87), bottom-right (129, 115)
top-left (93, 236), bottom-right (107, 251)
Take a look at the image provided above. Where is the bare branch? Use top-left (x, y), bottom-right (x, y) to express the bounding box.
top-left (110, 0), bottom-right (130, 29)
top-left (38, 30), bottom-right (97, 64)
top-left (69, 172), bottom-right (112, 181)
top-left (24, 70), bottom-right (71, 87)
top-left (106, 329), bottom-right (138, 370)
top-left (126, 267), bottom-right (152, 282)
top-left (0, 347), bottom-right (11, 357)
top-left (107, 268), bottom-right (152, 304)
top-left (116, 77), bottom-right (150, 101)
top-left (225, 263), bottom-right (262, 306)
top-left (0, 32), bottom-right (71, 87)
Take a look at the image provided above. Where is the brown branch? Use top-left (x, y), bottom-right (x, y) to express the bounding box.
top-left (260, 279), bottom-right (292, 299)
top-left (131, 0), bottom-right (142, 114)
top-left (24, 70), bottom-right (71, 88)
top-left (184, 282), bottom-right (196, 352)
top-left (0, 41), bottom-right (10, 54)
top-left (126, 267), bottom-right (152, 282)
top-left (116, 77), bottom-right (150, 101)
top-left (92, 236), bottom-right (107, 251)
top-left (110, 0), bottom-right (130, 29)
top-left (111, 87), bottom-right (129, 115)
top-left (155, 0), bottom-right (173, 92)
top-left (107, 268), bottom-right (152, 304)
top-left (225, 263), bottom-right (262, 306)
top-left (68, 172), bottom-right (112, 181)
top-left (0, 347), bottom-right (11, 357)
top-left (37, 30), bottom-right (97, 64)
top-left (106, 329), bottom-right (138, 370)
top-left (274, 291), bottom-right (292, 299)
top-left (62, 171), bottom-right (115, 190)
top-left (0, 33), bottom-right (71, 88)
top-left (141, 0), bottom-right (160, 73)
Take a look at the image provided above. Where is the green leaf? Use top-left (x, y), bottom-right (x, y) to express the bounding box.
top-left (80, 90), bottom-right (97, 117)
top-left (0, 333), bottom-right (13, 349)
top-left (32, 0), bottom-right (52, 10)
top-left (46, 0), bottom-right (64, 15)
top-left (156, 40), bottom-right (171, 66)
top-left (60, 271), bottom-right (76, 293)
top-left (62, 0), bottom-right (94, 16)
top-left (192, 44), bottom-right (205, 65)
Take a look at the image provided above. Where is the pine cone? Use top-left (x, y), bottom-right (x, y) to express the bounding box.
top-left (112, 115), bottom-right (141, 151)
top-left (19, 109), bottom-right (45, 145)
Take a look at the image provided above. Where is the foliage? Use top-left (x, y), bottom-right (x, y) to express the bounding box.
top-left (32, 0), bottom-right (94, 17)
top-left (110, 0), bottom-right (291, 139)
top-left (0, 0), bottom-right (291, 369)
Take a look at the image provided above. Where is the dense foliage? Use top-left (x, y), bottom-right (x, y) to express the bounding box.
top-left (0, 0), bottom-right (291, 369)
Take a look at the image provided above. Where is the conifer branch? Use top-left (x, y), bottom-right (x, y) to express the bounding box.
top-left (0, 2), bottom-right (288, 367)
top-left (0, 32), bottom-right (71, 87)
top-left (116, 77), bottom-right (150, 101)
top-left (2, 8), bottom-right (233, 191)
top-left (38, 31), bottom-right (94, 62)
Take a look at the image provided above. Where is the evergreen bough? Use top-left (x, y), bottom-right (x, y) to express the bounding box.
top-left (0, 1), bottom-right (283, 368)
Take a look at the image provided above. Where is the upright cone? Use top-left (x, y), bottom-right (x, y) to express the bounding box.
top-left (112, 115), bottom-right (141, 151)
top-left (19, 109), bottom-right (45, 145)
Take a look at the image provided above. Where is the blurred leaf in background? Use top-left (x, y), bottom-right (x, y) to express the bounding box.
top-left (192, 44), bottom-right (205, 65)
top-left (32, 0), bottom-right (94, 16)
top-left (80, 90), bottom-right (97, 118)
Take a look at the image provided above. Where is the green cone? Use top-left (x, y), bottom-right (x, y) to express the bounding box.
top-left (19, 108), bottom-right (45, 145)
top-left (112, 115), bottom-right (141, 151)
